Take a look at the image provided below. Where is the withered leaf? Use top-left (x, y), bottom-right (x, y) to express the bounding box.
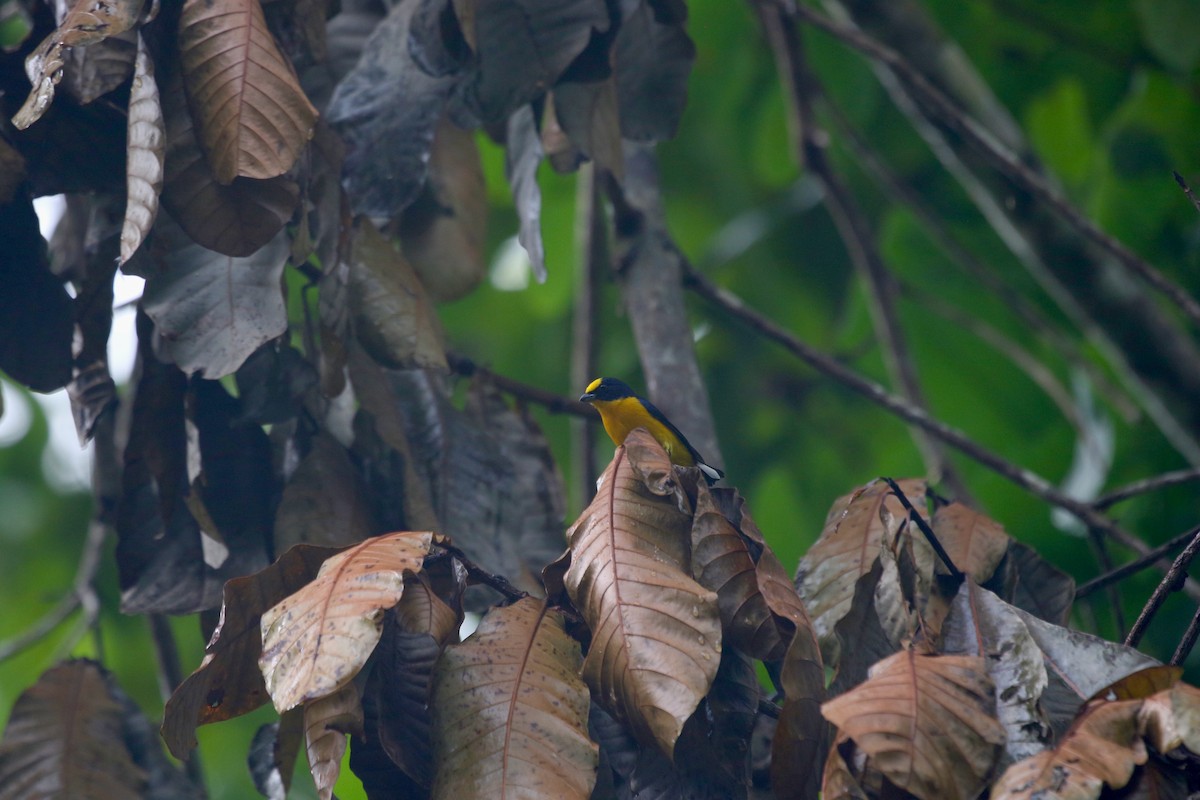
top-left (62, 27), bottom-right (136, 105)
top-left (142, 219), bottom-right (289, 379)
top-left (348, 220), bottom-right (447, 371)
top-left (259, 531), bottom-right (435, 712)
top-left (178, 0), bottom-right (317, 183)
top-left (505, 104), bottom-right (547, 282)
top-left (119, 32), bottom-right (164, 265)
top-left (991, 698), bottom-right (1146, 798)
top-left (274, 432), bottom-right (378, 553)
top-left (612, 0), bottom-right (694, 142)
top-left (160, 542), bottom-right (343, 758)
top-left (821, 649), bottom-right (1004, 800)
top-left (12, 0), bottom-right (145, 130)
top-left (691, 483), bottom-right (813, 661)
top-left (0, 660), bottom-right (147, 798)
top-left (932, 501), bottom-right (1011, 582)
top-left (796, 478), bottom-right (926, 664)
top-left (771, 618), bottom-right (827, 800)
top-left (430, 598), bottom-right (597, 800)
top-left (160, 70), bottom-right (299, 258)
top-left (247, 712), bottom-right (303, 800)
top-left (564, 428), bottom-right (721, 757)
top-left (304, 682), bottom-right (363, 800)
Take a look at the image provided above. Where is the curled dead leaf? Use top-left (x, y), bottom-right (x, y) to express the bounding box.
top-left (304, 683), bottom-right (364, 800)
top-left (12, 0), bottom-right (144, 129)
top-left (119, 33), bottom-right (164, 265)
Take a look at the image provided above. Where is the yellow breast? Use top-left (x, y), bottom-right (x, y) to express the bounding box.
top-left (592, 397), bottom-right (696, 467)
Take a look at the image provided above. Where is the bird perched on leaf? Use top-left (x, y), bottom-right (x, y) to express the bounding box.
top-left (580, 377), bottom-right (724, 484)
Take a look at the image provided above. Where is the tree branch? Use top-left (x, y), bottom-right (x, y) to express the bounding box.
top-left (435, 541), bottom-right (529, 604)
top-left (756, 1), bottom-right (972, 502)
top-left (1092, 467), bottom-right (1200, 511)
top-left (1124, 527), bottom-right (1200, 648)
top-left (682, 263), bottom-right (1200, 599)
top-left (1075, 524), bottom-right (1200, 599)
top-left (446, 351), bottom-right (596, 419)
top-left (572, 163), bottom-right (604, 504)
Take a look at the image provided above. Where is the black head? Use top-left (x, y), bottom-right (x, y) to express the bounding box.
top-left (580, 377), bottom-right (636, 403)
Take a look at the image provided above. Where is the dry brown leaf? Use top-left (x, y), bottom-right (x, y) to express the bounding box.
top-left (797, 478), bottom-right (926, 662)
top-left (430, 598), bottom-right (597, 800)
top-left (990, 698), bottom-right (1146, 799)
top-left (932, 502), bottom-right (1011, 582)
top-left (304, 682), bottom-right (364, 800)
top-left (0, 660), bottom-right (147, 798)
top-left (820, 734), bottom-right (871, 800)
top-left (12, 0), bottom-right (144, 129)
top-left (259, 531), bottom-right (434, 712)
top-left (178, 0), bottom-right (317, 182)
top-left (1135, 678), bottom-right (1200, 755)
top-left (771, 619), bottom-right (828, 800)
top-left (691, 483), bottom-right (812, 661)
top-left (1089, 664), bottom-right (1182, 702)
top-left (160, 69), bottom-right (300, 257)
top-left (822, 649), bottom-right (1004, 800)
top-left (564, 428), bottom-right (721, 757)
top-left (161, 543), bottom-right (345, 758)
top-left (349, 219), bottom-right (448, 370)
top-left (400, 116), bottom-right (488, 303)
top-left (119, 32), bottom-right (164, 265)
top-left (273, 432), bottom-right (378, 553)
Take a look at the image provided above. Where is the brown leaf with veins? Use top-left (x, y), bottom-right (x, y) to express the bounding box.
top-left (564, 428), bottom-right (721, 757)
top-left (160, 70), bottom-right (299, 258)
top-left (691, 482), bottom-right (813, 661)
top-left (259, 531), bottom-right (434, 712)
top-left (162, 542), bottom-right (344, 758)
top-left (430, 598), bottom-right (597, 800)
top-left (1138, 680), bottom-right (1200, 758)
top-left (178, 0), bottom-right (317, 182)
top-left (796, 478), bottom-right (926, 663)
top-left (932, 502), bottom-right (1011, 582)
top-left (990, 698), bottom-right (1146, 799)
top-left (304, 682), bottom-right (363, 800)
top-left (822, 649), bottom-right (1004, 800)
top-left (0, 660), bottom-right (146, 797)
top-left (12, 0), bottom-right (144, 129)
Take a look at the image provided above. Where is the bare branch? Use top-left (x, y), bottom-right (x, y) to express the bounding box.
top-left (883, 477), bottom-right (962, 579)
top-left (434, 541), bottom-right (529, 604)
top-left (682, 263), bottom-right (1200, 599)
top-left (572, 164), bottom-right (604, 504)
top-left (755, 1), bottom-right (972, 501)
top-left (792, 1), bottom-right (1200, 331)
top-left (1173, 171), bottom-right (1200, 216)
top-left (1124, 527), bottom-right (1200, 648)
top-left (1075, 524), bottom-right (1200, 599)
top-left (1093, 467), bottom-right (1200, 510)
top-left (446, 351), bottom-right (596, 419)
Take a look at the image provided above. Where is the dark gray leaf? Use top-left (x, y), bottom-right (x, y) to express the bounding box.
top-left (62, 29), bottom-right (137, 105)
top-left (453, 0), bottom-right (609, 125)
top-left (505, 105), bottom-right (546, 282)
top-left (142, 221), bottom-right (289, 380)
top-left (984, 541), bottom-right (1075, 626)
top-left (0, 193), bottom-right (72, 392)
top-left (234, 341), bottom-right (319, 426)
top-left (829, 559), bottom-right (896, 695)
top-left (113, 677), bottom-right (204, 800)
top-left (613, 0), bottom-right (694, 142)
top-left (328, 0), bottom-right (457, 218)
top-left (408, 0), bottom-right (471, 78)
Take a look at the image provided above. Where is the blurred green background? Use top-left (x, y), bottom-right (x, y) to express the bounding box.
top-left (4, 0), bottom-right (1200, 796)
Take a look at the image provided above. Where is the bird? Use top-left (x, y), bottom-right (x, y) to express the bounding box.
top-left (580, 377), bottom-right (724, 484)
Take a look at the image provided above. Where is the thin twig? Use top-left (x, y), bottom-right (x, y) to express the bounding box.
top-left (1124, 527), bottom-right (1200, 648)
top-left (446, 351), bottom-right (597, 419)
top-left (0, 522), bottom-right (107, 662)
top-left (757, 697), bottom-right (782, 719)
top-left (1075, 524), bottom-right (1200, 599)
top-left (757, 1), bottom-right (971, 502)
top-left (1173, 172), bottom-right (1200, 216)
top-left (435, 541), bottom-right (529, 603)
top-left (791, 2), bottom-right (1200, 330)
top-left (883, 477), bottom-right (962, 579)
top-left (826, 96), bottom-right (1138, 423)
top-left (1093, 468), bottom-right (1200, 510)
top-left (682, 264), bottom-right (1200, 599)
top-left (1171, 606), bottom-right (1200, 665)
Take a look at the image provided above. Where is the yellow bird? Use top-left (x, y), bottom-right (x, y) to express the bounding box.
top-left (580, 377), bottom-right (724, 484)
